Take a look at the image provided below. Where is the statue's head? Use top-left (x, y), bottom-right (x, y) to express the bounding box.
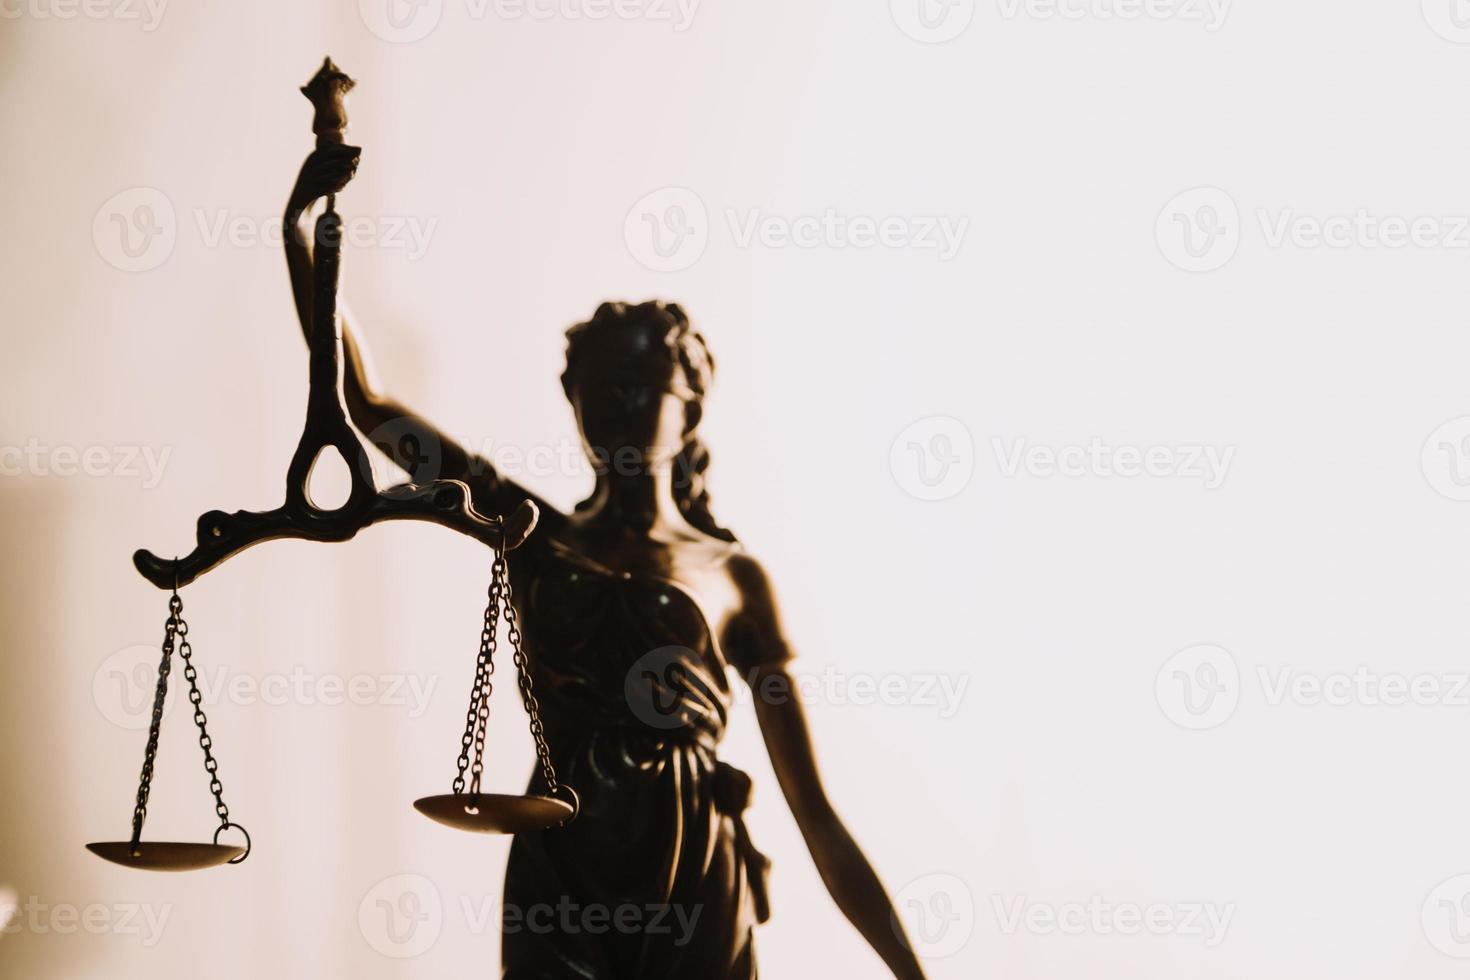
top-left (561, 301), bottom-right (732, 541)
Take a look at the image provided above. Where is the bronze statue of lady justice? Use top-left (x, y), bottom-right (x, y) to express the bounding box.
top-left (90, 59), bottom-right (927, 979)
top-left (289, 95), bottom-right (938, 980)
top-left (286, 143), bottom-right (929, 979)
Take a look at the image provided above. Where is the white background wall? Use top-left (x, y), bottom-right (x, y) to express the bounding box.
top-left (5, 1), bottom-right (1470, 977)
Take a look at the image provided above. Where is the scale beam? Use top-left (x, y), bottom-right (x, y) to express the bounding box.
top-left (133, 488), bottom-right (539, 590)
top-left (132, 57), bottom-right (536, 591)
top-left (96, 58), bottom-right (577, 876)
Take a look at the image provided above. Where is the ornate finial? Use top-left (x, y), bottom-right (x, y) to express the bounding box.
top-left (300, 57), bottom-right (355, 147)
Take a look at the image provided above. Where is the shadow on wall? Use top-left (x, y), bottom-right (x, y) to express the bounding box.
top-left (0, 483), bottom-right (87, 976)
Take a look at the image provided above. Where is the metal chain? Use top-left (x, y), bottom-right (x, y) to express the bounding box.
top-left (453, 571), bottom-right (500, 794)
top-left (170, 592), bottom-right (235, 829)
top-left (129, 600), bottom-right (178, 849)
top-left (449, 540), bottom-right (565, 801)
top-left (496, 554), bottom-right (560, 797)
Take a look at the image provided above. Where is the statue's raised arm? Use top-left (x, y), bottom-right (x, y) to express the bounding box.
top-left (280, 61), bottom-right (563, 534)
top-left (132, 59), bottom-right (542, 590)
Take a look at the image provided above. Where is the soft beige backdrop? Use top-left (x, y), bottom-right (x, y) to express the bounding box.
top-left (5, 1), bottom-right (1470, 978)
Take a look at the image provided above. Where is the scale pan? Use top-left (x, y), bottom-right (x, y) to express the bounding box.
top-left (85, 841), bottom-right (246, 871)
top-left (413, 793), bottom-right (573, 834)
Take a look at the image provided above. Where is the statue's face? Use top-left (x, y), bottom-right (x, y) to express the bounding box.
top-left (571, 358), bottom-right (694, 473)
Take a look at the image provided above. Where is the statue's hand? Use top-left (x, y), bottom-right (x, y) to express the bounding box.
top-left (288, 144), bottom-right (361, 214)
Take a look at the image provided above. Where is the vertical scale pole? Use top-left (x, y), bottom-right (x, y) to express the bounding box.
top-left (286, 58), bottom-right (375, 515)
top-left (303, 58), bottom-right (350, 424)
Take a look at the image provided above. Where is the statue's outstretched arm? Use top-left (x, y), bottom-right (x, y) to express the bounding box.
top-left (726, 556), bottom-right (930, 980)
top-left (283, 146), bottom-right (476, 484)
top-left (753, 675), bottom-right (930, 980)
